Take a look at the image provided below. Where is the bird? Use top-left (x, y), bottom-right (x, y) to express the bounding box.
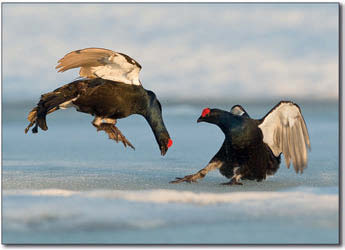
top-left (25, 48), bottom-right (173, 156)
top-left (170, 101), bottom-right (310, 185)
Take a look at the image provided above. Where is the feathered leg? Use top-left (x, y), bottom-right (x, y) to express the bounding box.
top-left (221, 177), bottom-right (243, 185)
top-left (92, 117), bottom-right (135, 150)
top-left (221, 168), bottom-right (243, 185)
top-left (170, 161), bottom-right (223, 183)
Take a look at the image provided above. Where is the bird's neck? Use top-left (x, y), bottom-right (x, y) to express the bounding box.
top-left (216, 113), bottom-right (240, 135)
top-left (143, 108), bottom-right (169, 142)
top-left (213, 113), bottom-right (229, 131)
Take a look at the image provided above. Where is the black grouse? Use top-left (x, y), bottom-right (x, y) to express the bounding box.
top-left (25, 48), bottom-right (173, 156)
top-left (171, 101), bottom-right (310, 185)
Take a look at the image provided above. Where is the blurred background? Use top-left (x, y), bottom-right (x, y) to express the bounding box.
top-left (2, 3), bottom-right (338, 103)
top-left (2, 3), bottom-right (339, 244)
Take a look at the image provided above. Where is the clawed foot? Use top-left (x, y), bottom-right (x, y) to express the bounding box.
top-left (170, 174), bottom-right (199, 184)
top-left (221, 178), bottom-right (243, 186)
top-left (95, 123), bottom-right (135, 150)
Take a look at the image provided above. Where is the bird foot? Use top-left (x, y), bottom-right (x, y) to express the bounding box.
top-left (170, 174), bottom-right (199, 184)
top-left (221, 178), bottom-right (243, 186)
top-left (95, 123), bottom-right (135, 150)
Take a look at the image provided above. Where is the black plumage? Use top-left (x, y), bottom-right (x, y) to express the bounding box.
top-left (171, 101), bottom-right (310, 185)
top-left (25, 78), bottom-right (172, 156)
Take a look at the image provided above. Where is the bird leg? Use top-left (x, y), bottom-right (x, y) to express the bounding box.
top-left (170, 161), bottom-right (223, 184)
top-left (92, 117), bottom-right (135, 150)
top-left (221, 178), bottom-right (243, 185)
top-left (221, 174), bottom-right (243, 186)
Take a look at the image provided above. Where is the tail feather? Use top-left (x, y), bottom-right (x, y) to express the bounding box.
top-left (27, 108), bottom-right (37, 123)
top-left (24, 108), bottom-right (38, 134)
top-left (25, 81), bottom-right (85, 134)
top-left (24, 103), bottom-right (58, 134)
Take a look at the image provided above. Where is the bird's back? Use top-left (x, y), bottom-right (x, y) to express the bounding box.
top-left (73, 79), bottom-right (148, 118)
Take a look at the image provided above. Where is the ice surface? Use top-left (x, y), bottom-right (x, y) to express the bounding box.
top-left (2, 187), bottom-right (339, 244)
top-left (2, 101), bottom-right (339, 244)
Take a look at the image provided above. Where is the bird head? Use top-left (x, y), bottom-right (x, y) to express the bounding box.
top-left (197, 108), bottom-right (221, 124)
top-left (197, 107), bottom-right (248, 135)
top-left (158, 136), bottom-right (173, 156)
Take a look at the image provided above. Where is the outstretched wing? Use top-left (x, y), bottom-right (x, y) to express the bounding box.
top-left (230, 105), bottom-right (250, 118)
top-left (56, 48), bottom-right (142, 85)
top-left (258, 101), bottom-right (311, 173)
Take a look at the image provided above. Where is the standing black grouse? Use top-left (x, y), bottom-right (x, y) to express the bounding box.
top-left (171, 101), bottom-right (310, 185)
top-left (25, 48), bottom-right (173, 155)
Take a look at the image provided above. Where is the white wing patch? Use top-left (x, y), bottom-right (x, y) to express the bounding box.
top-left (230, 105), bottom-right (249, 117)
top-left (56, 48), bottom-right (142, 86)
top-left (58, 95), bottom-right (79, 110)
top-left (258, 101), bottom-right (311, 173)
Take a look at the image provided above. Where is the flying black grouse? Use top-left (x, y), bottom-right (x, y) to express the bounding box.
top-left (25, 48), bottom-right (172, 155)
top-left (171, 101), bottom-right (310, 185)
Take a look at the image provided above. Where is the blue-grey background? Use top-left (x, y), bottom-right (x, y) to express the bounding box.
top-left (3, 3), bottom-right (338, 102)
top-left (2, 3), bottom-right (339, 244)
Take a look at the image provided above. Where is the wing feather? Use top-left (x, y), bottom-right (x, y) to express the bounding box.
top-left (292, 125), bottom-right (301, 172)
top-left (284, 126), bottom-right (291, 168)
top-left (258, 101), bottom-right (311, 173)
top-left (56, 48), bottom-right (142, 85)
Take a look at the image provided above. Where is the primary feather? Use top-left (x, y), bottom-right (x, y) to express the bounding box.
top-left (258, 101), bottom-right (311, 173)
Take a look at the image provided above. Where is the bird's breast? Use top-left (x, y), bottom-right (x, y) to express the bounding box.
top-left (228, 122), bottom-right (262, 148)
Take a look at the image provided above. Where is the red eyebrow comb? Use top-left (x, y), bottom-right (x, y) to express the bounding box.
top-left (167, 139), bottom-right (173, 148)
top-left (201, 108), bottom-right (211, 117)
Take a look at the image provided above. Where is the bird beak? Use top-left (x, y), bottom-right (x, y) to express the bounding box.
top-left (160, 146), bottom-right (167, 156)
top-left (197, 116), bottom-right (204, 123)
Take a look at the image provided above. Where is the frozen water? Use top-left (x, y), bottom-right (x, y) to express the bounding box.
top-left (2, 101), bottom-right (339, 244)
